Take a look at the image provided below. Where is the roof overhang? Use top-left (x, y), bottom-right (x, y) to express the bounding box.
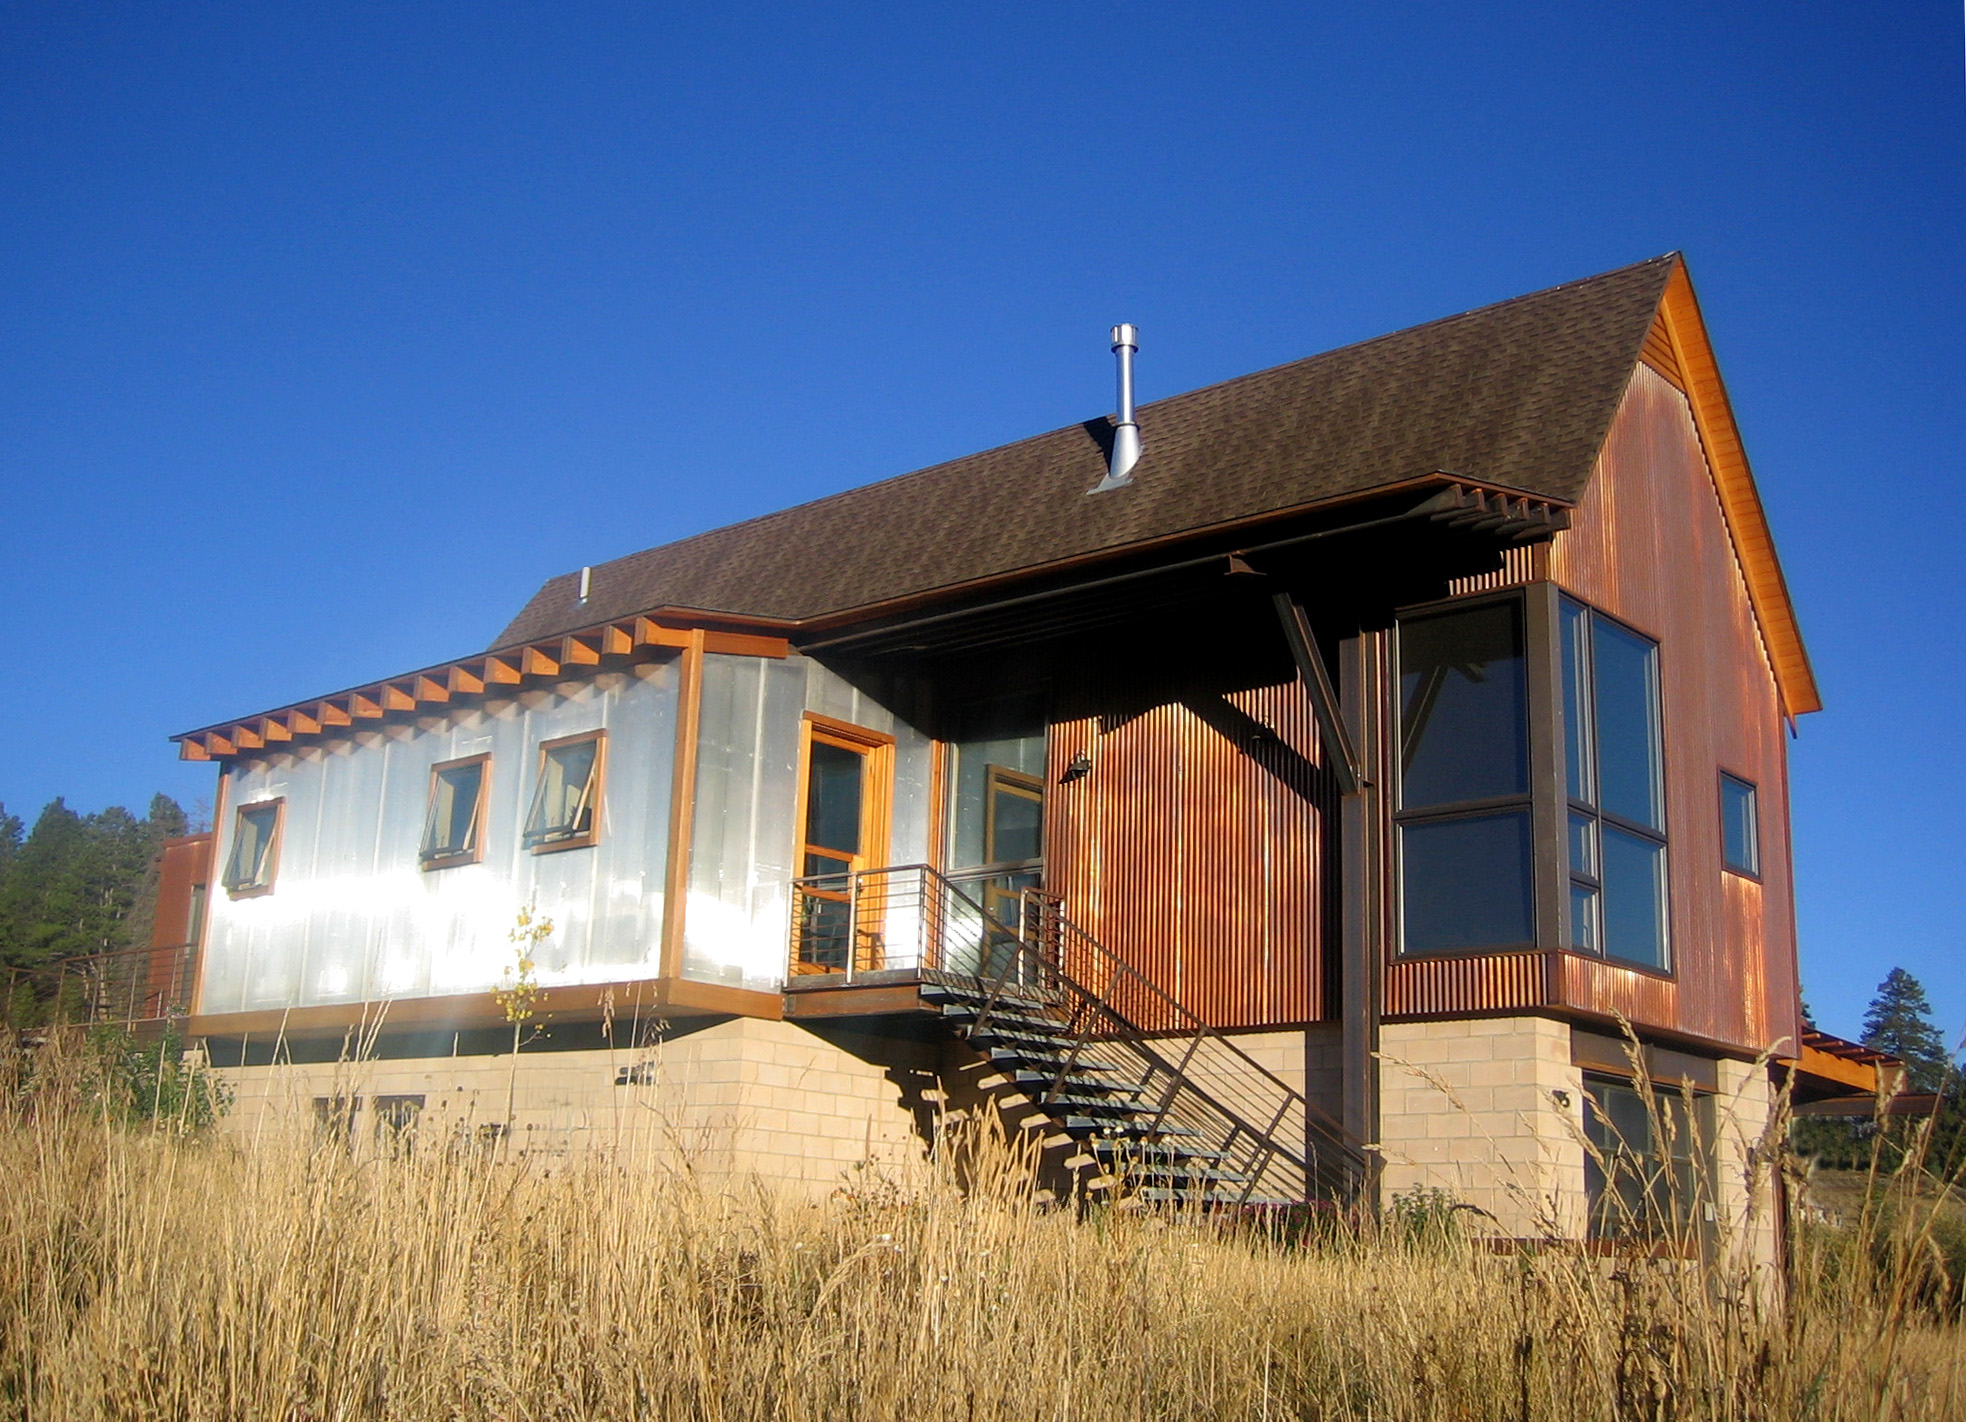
top-left (1654, 258), bottom-right (1822, 718)
top-left (174, 473), bottom-right (1568, 762)
top-left (173, 614), bottom-right (793, 763)
top-left (1778, 1028), bottom-right (1903, 1102)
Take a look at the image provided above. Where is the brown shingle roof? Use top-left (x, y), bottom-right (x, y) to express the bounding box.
top-left (497, 255), bottom-right (1678, 647)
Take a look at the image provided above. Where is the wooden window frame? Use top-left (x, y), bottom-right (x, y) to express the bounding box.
top-left (420, 753), bottom-right (492, 870)
top-left (524, 730), bottom-right (608, 855)
top-left (222, 797), bottom-right (286, 899)
top-left (979, 763), bottom-right (1045, 876)
top-left (791, 713), bottom-right (896, 877)
top-left (787, 714), bottom-right (896, 977)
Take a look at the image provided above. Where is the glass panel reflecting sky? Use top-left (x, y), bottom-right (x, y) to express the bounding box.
top-left (1592, 619), bottom-right (1663, 831)
top-left (1602, 824), bottom-right (1668, 970)
top-left (1400, 812), bottom-right (1534, 953)
top-left (1399, 603), bottom-right (1527, 810)
top-left (1720, 774), bottom-right (1758, 875)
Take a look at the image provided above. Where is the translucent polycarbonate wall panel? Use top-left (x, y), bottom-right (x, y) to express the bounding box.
top-left (684, 654), bottom-right (806, 990)
top-left (683, 653), bottom-right (933, 988)
top-left (798, 658), bottom-right (933, 868)
top-left (197, 660), bottom-right (678, 1015)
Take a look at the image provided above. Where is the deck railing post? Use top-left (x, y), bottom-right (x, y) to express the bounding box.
top-left (844, 871), bottom-right (860, 984)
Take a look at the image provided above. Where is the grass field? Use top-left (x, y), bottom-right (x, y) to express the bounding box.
top-left (0, 1039), bottom-right (1960, 1420)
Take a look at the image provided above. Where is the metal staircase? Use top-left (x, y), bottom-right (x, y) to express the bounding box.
top-left (790, 865), bottom-right (1367, 1207)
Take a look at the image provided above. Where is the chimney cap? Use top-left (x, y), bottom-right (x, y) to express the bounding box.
top-left (1110, 323), bottom-right (1138, 351)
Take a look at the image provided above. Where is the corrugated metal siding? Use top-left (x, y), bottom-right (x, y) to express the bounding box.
top-left (1047, 670), bottom-right (1333, 1029)
top-left (1447, 543), bottom-right (1549, 597)
top-left (1545, 363), bottom-right (1799, 1055)
top-left (1556, 953), bottom-right (1681, 1026)
top-left (1385, 951), bottom-right (1549, 1016)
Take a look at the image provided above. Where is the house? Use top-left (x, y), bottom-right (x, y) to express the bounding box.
top-left (153, 252), bottom-right (1876, 1239)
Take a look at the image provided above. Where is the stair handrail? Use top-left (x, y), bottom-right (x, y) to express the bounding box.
top-left (898, 864), bottom-right (1365, 1198)
top-left (1023, 889), bottom-right (1367, 1162)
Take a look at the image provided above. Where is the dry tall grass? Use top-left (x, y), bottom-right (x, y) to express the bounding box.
top-left (0, 1037), bottom-right (1959, 1421)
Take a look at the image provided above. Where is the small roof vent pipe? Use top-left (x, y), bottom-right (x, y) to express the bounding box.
top-left (1090, 323), bottom-right (1141, 494)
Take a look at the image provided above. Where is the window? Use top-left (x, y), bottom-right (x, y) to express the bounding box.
top-left (1562, 599), bottom-right (1669, 971)
top-left (1719, 773), bottom-right (1759, 877)
top-left (312, 1095), bottom-right (359, 1148)
top-left (523, 732), bottom-right (605, 851)
top-left (372, 1094), bottom-right (424, 1158)
top-left (1582, 1076), bottom-right (1709, 1242)
top-left (222, 799), bottom-right (284, 895)
top-left (421, 754), bottom-right (490, 868)
top-left (1395, 599), bottom-right (1535, 954)
top-left (789, 717), bottom-right (894, 975)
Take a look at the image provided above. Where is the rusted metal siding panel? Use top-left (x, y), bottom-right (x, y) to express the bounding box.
top-left (149, 834), bottom-right (213, 950)
top-left (1446, 543), bottom-right (1549, 597)
top-left (1546, 363), bottom-right (1798, 1056)
top-left (1556, 954), bottom-right (1681, 1026)
top-left (147, 833), bottom-right (213, 1012)
top-left (1384, 951), bottom-right (1549, 1017)
top-left (1047, 671), bottom-right (1330, 1029)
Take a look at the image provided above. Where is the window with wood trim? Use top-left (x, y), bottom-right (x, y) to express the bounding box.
top-left (789, 716), bottom-right (894, 976)
top-left (222, 800), bottom-right (284, 896)
top-left (523, 731), bottom-right (606, 852)
top-left (1561, 598), bottom-right (1670, 971)
top-left (420, 754), bottom-right (490, 868)
top-left (1394, 598), bottom-right (1535, 955)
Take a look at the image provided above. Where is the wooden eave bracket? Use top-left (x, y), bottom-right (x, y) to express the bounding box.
top-left (173, 609), bottom-right (789, 762)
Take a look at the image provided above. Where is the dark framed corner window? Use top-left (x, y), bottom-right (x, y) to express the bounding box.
top-left (524, 731), bottom-right (605, 852)
top-left (1719, 773), bottom-right (1759, 878)
top-left (1561, 598), bottom-right (1670, 971)
top-left (1395, 597), bottom-right (1536, 954)
top-left (221, 799), bottom-right (284, 896)
top-left (421, 754), bottom-right (490, 869)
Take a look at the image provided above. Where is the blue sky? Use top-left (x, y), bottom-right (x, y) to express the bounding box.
top-left (1, 3), bottom-right (1960, 1045)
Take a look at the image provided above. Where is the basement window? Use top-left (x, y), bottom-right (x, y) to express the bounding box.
top-left (524, 732), bottom-right (605, 852)
top-left (421, 754), bottom-right (490, 868)
top-left (222, 799), bottom-right (284, 896)
top-left (1395, 598), bottom-right (1535, 954)
top-left (1582, 1075), bottom-right (1711, 1242)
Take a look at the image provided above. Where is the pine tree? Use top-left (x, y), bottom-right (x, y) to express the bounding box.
top-left (1861, 967), bottom-right (1954, 1094)
top-left (0, 795), bottom-right (192, 971)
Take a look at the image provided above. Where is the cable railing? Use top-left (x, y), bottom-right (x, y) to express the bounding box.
top-left (788, 864), bottom-right (1366, 1203)
top-left (3, 943), bottom-right (198, 1034)
top-left (788, 864), bottom-right (1044, 983)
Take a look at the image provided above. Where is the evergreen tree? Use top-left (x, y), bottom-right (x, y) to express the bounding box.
top-left (1861, 967), bottom-right (1954, 1094)
top-left (0, 794), bottom-right (191, 971)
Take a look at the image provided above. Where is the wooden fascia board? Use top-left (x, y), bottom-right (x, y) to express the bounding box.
top-left (1795, 1042), bottom-right (1882, 1095)
top-left (1656, 260), bottom-right (1823, 717)
top-left (186, 974), bottom-right (781, 1041)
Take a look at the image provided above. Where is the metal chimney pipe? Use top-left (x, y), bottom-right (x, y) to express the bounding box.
top-left (1090, 323), bottom-right (1141, 493)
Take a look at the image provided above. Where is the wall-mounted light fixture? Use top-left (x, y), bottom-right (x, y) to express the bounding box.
top-left (1060, 752), bottom-right (1092, 785)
